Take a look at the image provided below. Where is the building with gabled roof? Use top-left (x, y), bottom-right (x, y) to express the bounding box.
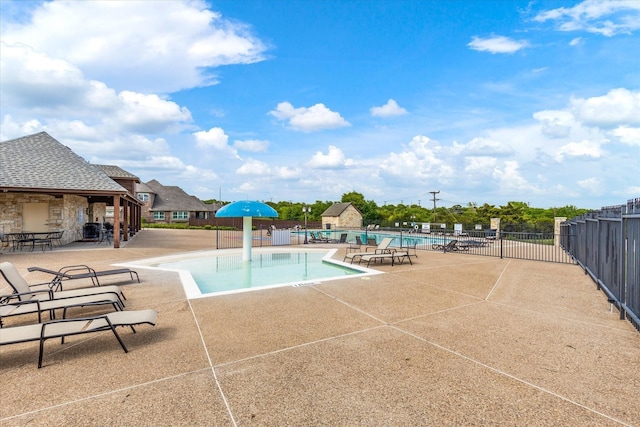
top-left (0, 132), bottom-right (142, 248)
top-left (321, 202), bottom-right (363, 229)
top-left (136, 179), bottom-right (219, 223)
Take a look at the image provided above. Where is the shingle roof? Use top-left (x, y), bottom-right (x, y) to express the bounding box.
top-left (95, 164), bottom-right (139, 180)
top-left (0, 132), bottom-right (127, 193)
top-left (322, 202), bottom-right (357, 217)
top-left (145, 179), bottom-right (211, 211)
top-left (136, 182), bottom-right (153, 193)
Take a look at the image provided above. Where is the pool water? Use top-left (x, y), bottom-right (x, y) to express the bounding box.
top-left (126, 248), bottom-right (379, 298)
top-left (297, 230), bottom-right (445, 247)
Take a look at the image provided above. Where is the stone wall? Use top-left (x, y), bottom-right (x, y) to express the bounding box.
top-left (0, 192), bottom-right (89, 246)
top-left (322, 205), bottom-right (363, 229)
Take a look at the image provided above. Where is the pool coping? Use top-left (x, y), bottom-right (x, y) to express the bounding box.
top-left (117, 247), bottom-right (383, 299)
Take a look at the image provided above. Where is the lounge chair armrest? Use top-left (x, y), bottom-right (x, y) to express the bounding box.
top-left (42, 313), bottom-right (108, 326)
top-left (0, 293), bottom-right (25, 304)
top-left (59, 265), bottom-right (97, 275)
top-left (1, 297), bottom-right (43, 308)
top-left (375, 248), bottom-right (393, 254)
top-left (28, 281), bottom-right (58, 291)
top-left (1, 297), bottom-right (44, 322)
top-left (8, 289), bottom-right (55, 300)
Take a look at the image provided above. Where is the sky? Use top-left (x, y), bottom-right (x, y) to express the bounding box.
top-left (0, 0), bottom-right (639, 210)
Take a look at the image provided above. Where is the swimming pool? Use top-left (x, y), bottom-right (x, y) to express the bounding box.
top-left (298, 230), bottom-right (448, 248)
top-left (123, 248), bottom-right (380, 299)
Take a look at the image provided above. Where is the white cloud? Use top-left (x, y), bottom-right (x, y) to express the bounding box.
top-left (273, 166), bottom-right (303, 180)
top-left (307, 145), bottom-right (351, 169)
top-left (370, 99), bottom-right (408, 117)
top-left (464, 156), bottom-right (498, 174)
top-left (237, 158), bottom-right (270, 175)
top-left (569, 37), bottom-right (583, 46)
top-left (571, 88), bottom-right (640, 127)
top-left (611, 126), bottom-right (640, 146)
top-left (180, 165), bottom-right (219, 181)
top-left (379, 135), bottom-right (453, 180)
top-left (234, 139), bottom-right (269, 152)
top-left (193, 127), bottom-right (240, 159)
top-left (194, 127), bottom-right (229, 149)
top-left (467, 35), bottom-right (529, 54)
top-left (116, 91), bottom-right (192, 133)
top-left (0, 115), bottom-right (43, 141)
top-left (577, 177), bottom-right (603, 194)
top-left (533, 110), bottom-right (574, 138)
top-left (0, 0), bottom-right (268, 93)
top-left (555, 140), bottom-right (603, 161)
top-left (533, 0), bottom-right (640, 37)
top-left (269, 102), bottom-right (350, 132)
top-left (0, 43), bottom-right (192, 135)
top-left (492, 160), bottom-right (539, 194)
top-left (0, 42), bottom-right (88, 109)
top-left (452, 137), bottom-right (514, 156)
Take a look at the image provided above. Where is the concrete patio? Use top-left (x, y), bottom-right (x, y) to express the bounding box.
top-left (1, 228), bottom-right (638, 426)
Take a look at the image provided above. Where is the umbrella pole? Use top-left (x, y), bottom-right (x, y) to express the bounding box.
top-left (243, 216), bottom-right (252, 261)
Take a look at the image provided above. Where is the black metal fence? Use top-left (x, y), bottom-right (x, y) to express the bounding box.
top-left (208, 225), bottom-right (574, 263)
top-left (561, 198), bottom-right (640, 332)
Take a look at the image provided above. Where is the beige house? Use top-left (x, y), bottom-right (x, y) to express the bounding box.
top-left (321, 202), bottom-right (363, 229)
top-left (136, 179), bottom-right (219, 224)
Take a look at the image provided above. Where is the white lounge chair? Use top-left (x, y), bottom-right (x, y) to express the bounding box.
top-left (0, 309), bottom-right (157, 368)
top-left (1, 262), bottom-right (126, 305)
top-left (27, 264), bottom-right (139, 289)
top-left (344, 237), bottom-right (394, 264)
top-left (0, 262), bottom-right (126, 326)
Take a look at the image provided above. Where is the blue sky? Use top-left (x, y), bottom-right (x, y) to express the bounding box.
top-left (1, 0), bottom-right (638, 209)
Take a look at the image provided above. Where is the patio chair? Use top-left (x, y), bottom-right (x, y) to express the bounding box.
top-left (308, 232), bottom-right (330, 243)
top-left (344, 237), bottom-right (394, 264)
top-left (0, 262), bottom-right (126, 308)
top-left (346, 235), bottom-right (363, 253)
top-left (331, 233), bottom-right (348, 244)
top-left (400, 241), bottom-right (418, 258)
top-left (49, 230), bottom-right (64, 247)
top-left (0, 291), bottom-right (124, 327)
top-left (358, 249), bottom-right (412, 267)
top-left (431, 240), bottom-right (465, 252)
top-left (0, 308), bottom-right (157, 368)
top-left (27, 264), bottom-right (139, 289)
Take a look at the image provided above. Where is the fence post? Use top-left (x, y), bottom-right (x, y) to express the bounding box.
top-left (620, 209), bottom-right (627, 320)
top-left (499, 234), bottom-right (504, 259)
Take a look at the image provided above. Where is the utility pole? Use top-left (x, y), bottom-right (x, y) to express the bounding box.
top-left (429, 190), bottom-right (440, 223)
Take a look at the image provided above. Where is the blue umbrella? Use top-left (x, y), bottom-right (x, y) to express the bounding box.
top-left (216, 200), bottom-right (278, 261)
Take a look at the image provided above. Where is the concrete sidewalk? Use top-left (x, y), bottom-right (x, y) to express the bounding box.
top-left (1, 228), bottom-right (638, 426)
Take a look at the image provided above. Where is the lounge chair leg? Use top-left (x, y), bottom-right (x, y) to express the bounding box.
top-left (38, 337), bottom-right (46, 368)
top-left (107, 323), bottom-right (129, 353)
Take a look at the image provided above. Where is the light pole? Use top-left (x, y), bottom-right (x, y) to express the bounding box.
top-left (303, 206), bottom-right (310, 244)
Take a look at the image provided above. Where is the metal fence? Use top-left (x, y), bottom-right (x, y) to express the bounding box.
top-left (561, 198), bottom-right (640, 332)
top-left (208, 225), bottom-right (315, 250)
top-left (419, 231), bottom-right (575, 263)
